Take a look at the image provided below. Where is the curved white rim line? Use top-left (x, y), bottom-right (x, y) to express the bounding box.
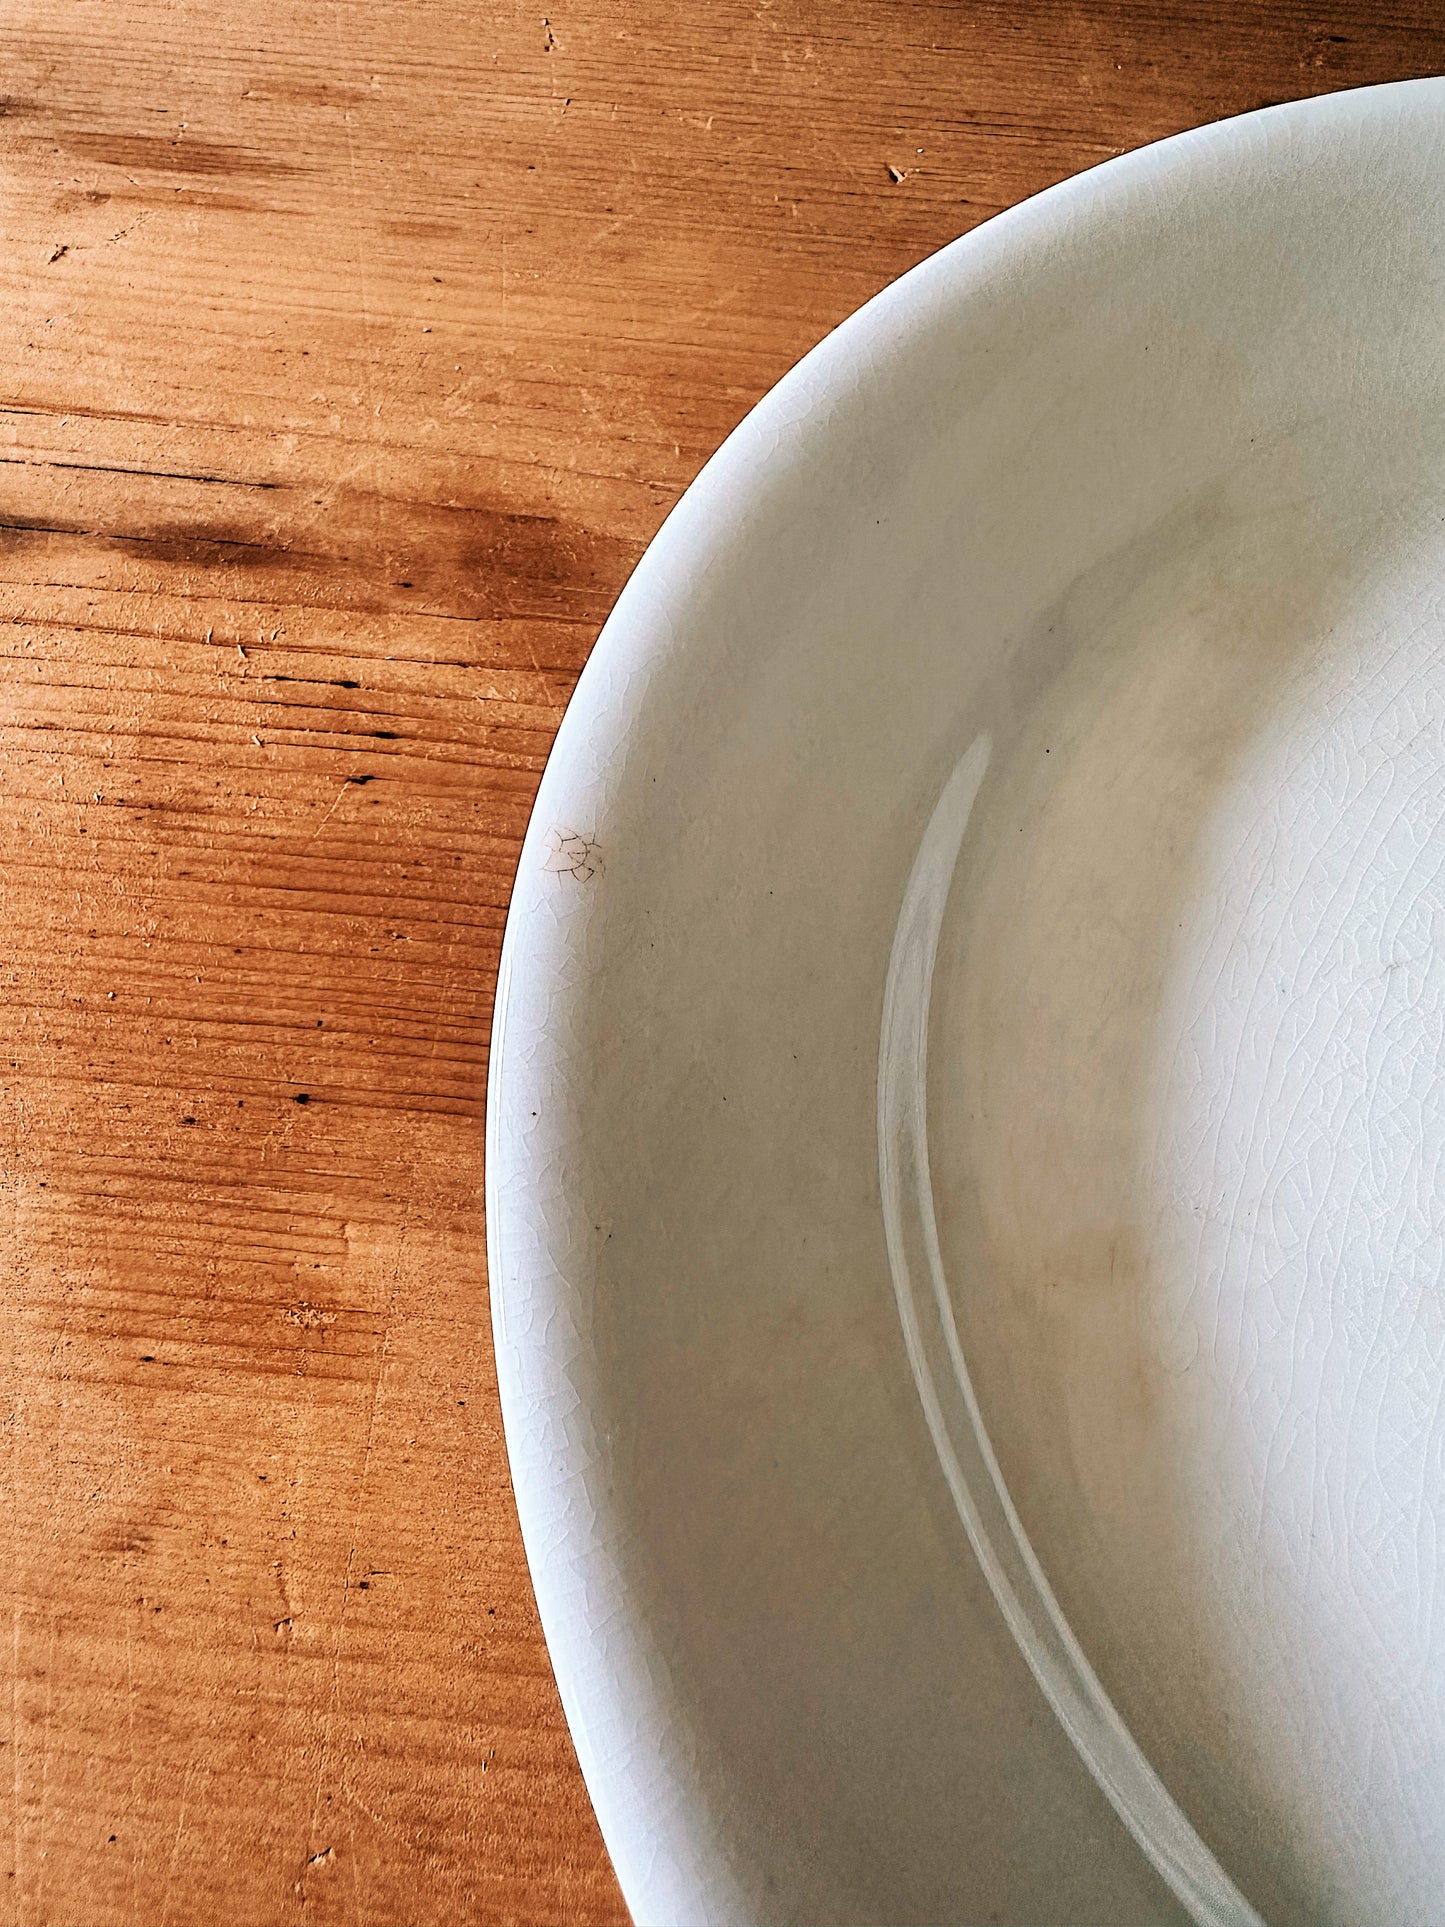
top-left (877, 739), bottom-right (1266, 1927)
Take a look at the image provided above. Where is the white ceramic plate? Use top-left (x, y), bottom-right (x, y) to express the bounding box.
top-left (487, 80), bottom-right (1445, 1927)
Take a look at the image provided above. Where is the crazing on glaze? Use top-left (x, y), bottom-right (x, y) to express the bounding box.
top-left (878, 736), bottom-right (1264, 1927)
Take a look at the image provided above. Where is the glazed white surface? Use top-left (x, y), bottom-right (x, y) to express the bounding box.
top-left (489, 80), bottom-right (1445, 1925)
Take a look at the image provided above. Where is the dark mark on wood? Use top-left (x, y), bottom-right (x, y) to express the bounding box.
top-left (62, 130), bottom-right (305, 180)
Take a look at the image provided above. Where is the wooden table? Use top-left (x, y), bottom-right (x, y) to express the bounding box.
top-left (0, 4), bottom-right (1440, 1922)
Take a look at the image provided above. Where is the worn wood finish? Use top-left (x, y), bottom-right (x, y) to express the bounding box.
top-left (0, 4), bottom-right (1440, 1922)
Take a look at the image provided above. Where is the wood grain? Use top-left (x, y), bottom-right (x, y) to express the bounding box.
top-left (0, 3), bottom-right (1440, 1922)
